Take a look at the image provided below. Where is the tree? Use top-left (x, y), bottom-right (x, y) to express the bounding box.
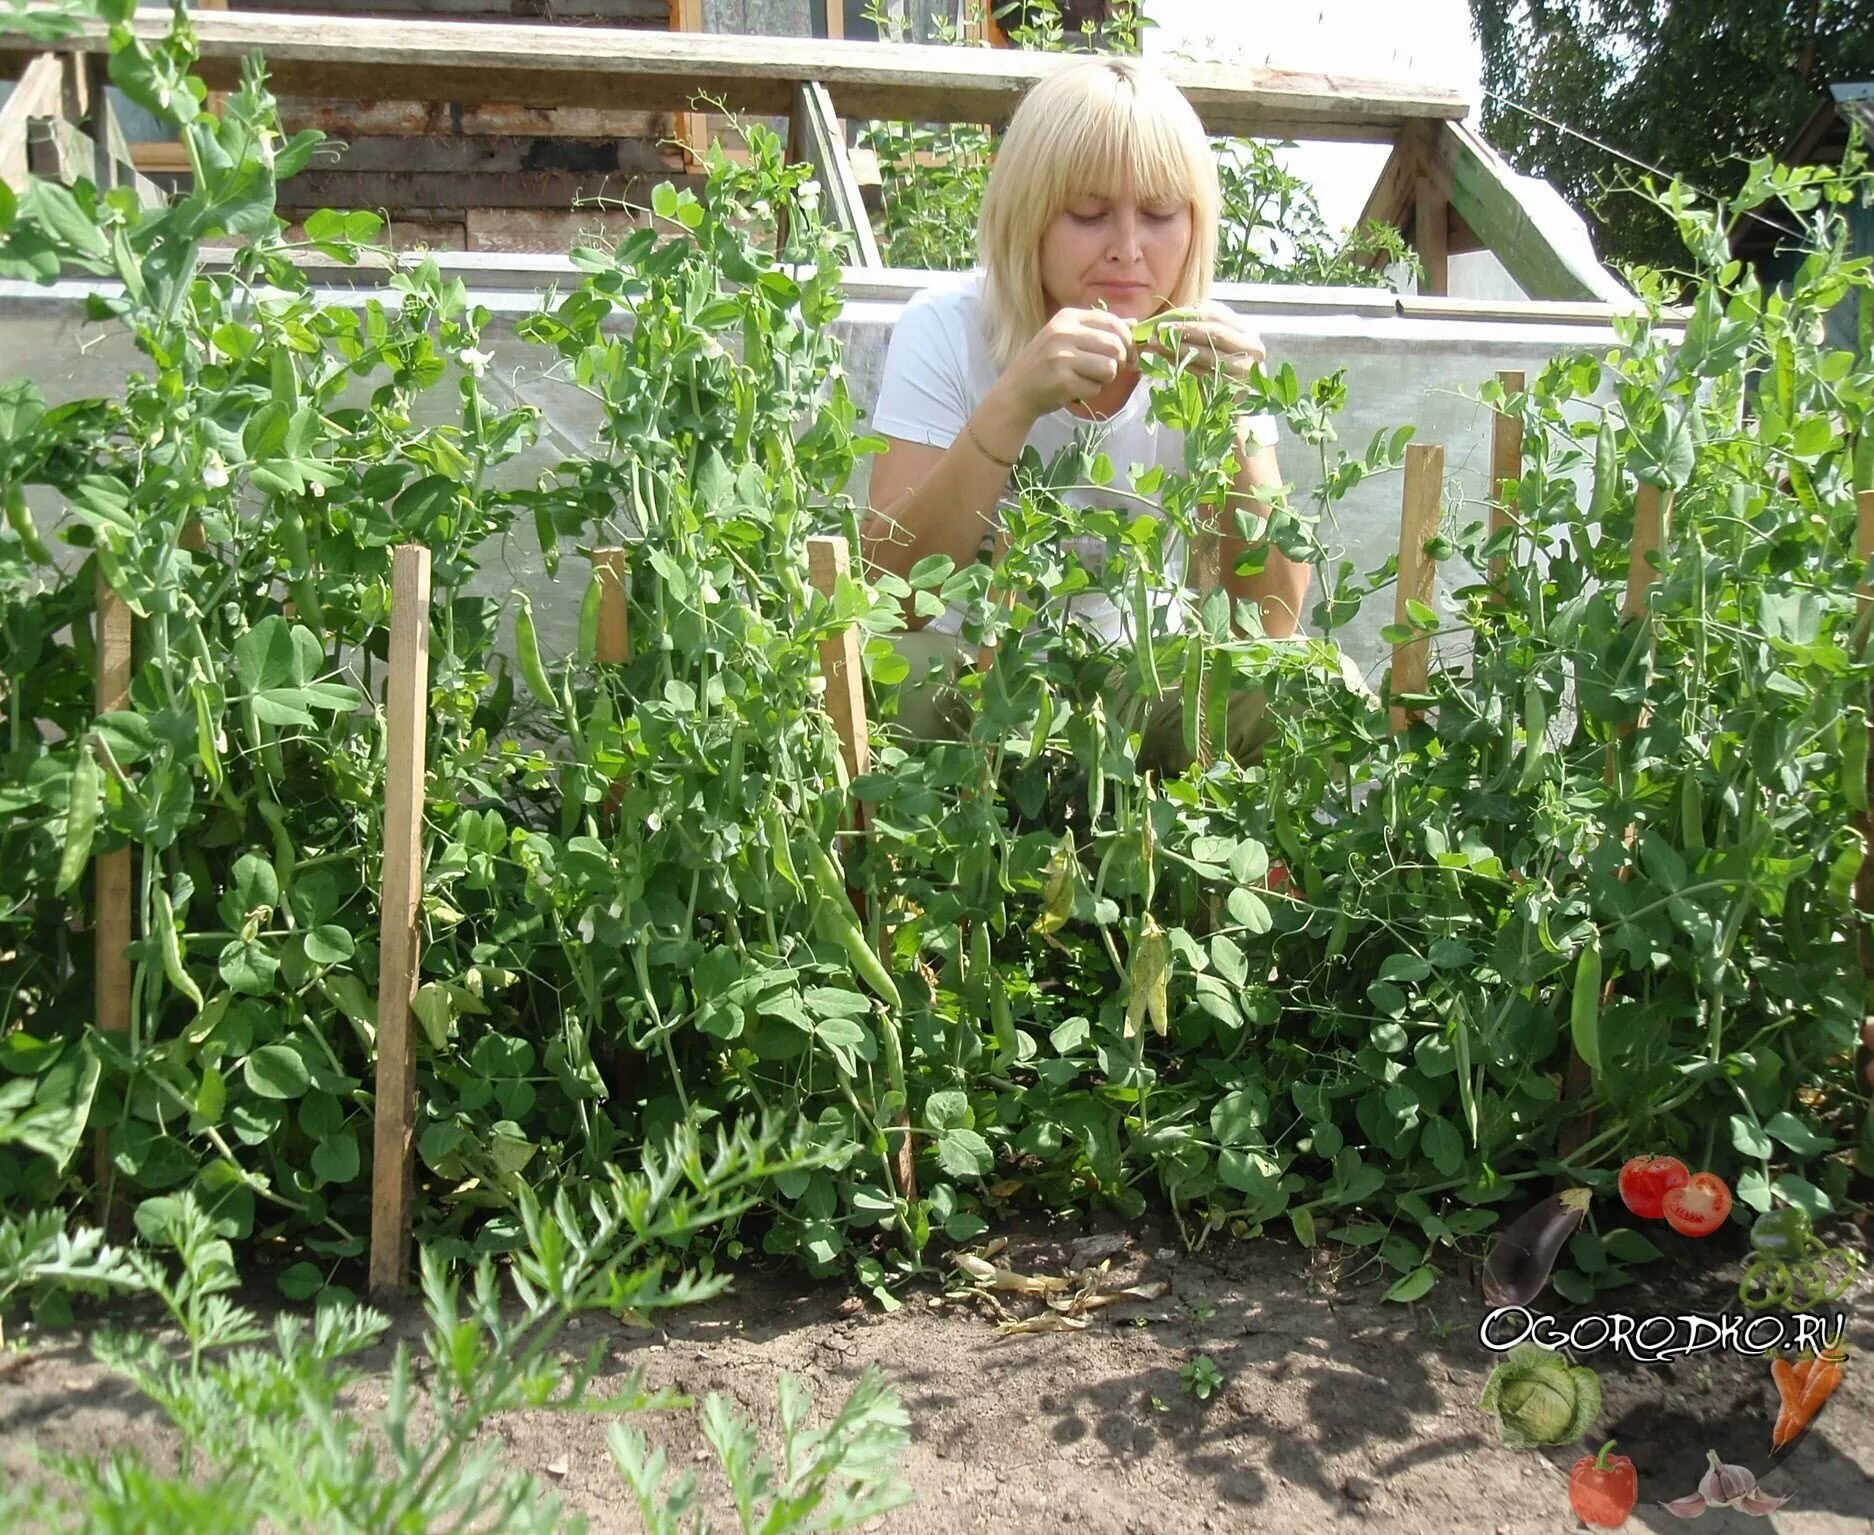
top-left (1470, 0), bottom-right (1874, 276)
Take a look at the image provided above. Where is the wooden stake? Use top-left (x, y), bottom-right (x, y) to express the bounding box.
top-left (92, 565), bottom-right (133, 1225)
top-left (1390, 443), bottom-right (1443, 734)
top-left (1562, 482), bottom-right (1670, 1160)
top-left (807, 535), bottom-right (870, 794)
top-left (806, 536), bottom-right (915, 1200)
top-left (1624, 483), bottom-right (1666, 622)
top-left (594, 546), bottom-right (631, 665)
top-left (1853, 490), bottom-right (1874, 1112)
top-left (594, 546), bottom-right (631, 823)
top-left (1487, 371), bottom-right (1523, 601)
top-left (370, 545), bottom-right (431, 1297)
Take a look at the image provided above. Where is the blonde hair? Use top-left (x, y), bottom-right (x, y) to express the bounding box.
top-left (977, 56), bottom-right (1220, 372)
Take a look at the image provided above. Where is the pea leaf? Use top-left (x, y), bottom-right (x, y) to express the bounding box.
top-left (243, 1044), bottom-right (312, 1101)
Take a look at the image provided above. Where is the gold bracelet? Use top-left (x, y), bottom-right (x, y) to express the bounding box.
top-left (963, 419), bottom-right (1018, 470)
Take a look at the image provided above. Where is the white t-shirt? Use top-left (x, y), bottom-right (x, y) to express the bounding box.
top-left (867, 270), bottom-right (1277, 644)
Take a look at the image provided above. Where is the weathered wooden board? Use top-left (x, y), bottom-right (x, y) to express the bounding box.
top-left (2, 11), bottom-right (1468, 140)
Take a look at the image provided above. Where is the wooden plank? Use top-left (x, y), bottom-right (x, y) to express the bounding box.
top-left (27, 110), bottom-right (92, 184)
top-left (806, 534), bottom-right (870, 792)
top-left (76, 54), bottom-right (164, 207)
top-left (0, 53), bottom-right (61, 191)
top-left (594, 546), bottom-right (631, 664)
top-left (271, 165), bottom-right (696, 210)
top-left (92, 565), bottom-right (133, 1227)
top-left (1353, 124), bottom-right (1420, 241)
top-left (1389, 442), bottom-right (1442, 734)
top-left (788, 78), bottom-right (881, 268)
top-left (1, 12), bottom-right (1469, 140)
top-left (1854, 490), bottom-right (1874, 1120)
top-left (1443, 119), bottom-right (1628, 304)
top-left (1488, 369), bottom-right (1523, 600)
top-left (234, 0), bottom-right (669, 17)
top-left (1413, 174), bottom-right (1448, 296)
top-left (1624, 483), bottom-right (1665, 619)
top-left (369, 544), bottom-right (432, 1297)
top-left (668, 0), bottom-right (709, 170)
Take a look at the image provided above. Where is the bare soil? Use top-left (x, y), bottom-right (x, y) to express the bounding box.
top-left (4, 1213), bottom-right (1872, 1534)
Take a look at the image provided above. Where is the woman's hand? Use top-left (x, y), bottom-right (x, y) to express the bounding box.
top-left (997, 306), bottom-right (1140, 420)
top-left (1144, 300), bottom-right (1268, 380)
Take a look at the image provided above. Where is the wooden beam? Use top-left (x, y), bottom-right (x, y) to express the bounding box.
top-left (0, 53), bottom-right (61, 191)
top-left (666, 0), bottom-right (708, 172)
top-left (369, 543), bottom-right (432, 1296)
top-left (1390, 443), bottom-right (1443, 734)
top-left (787, 78), bottom-right (881, 268)
top-left (1355, 121), bottom-right (1424, 232)
top-left (1413, 173), bottom-right (1448, 296)
top-left (1442, 119), bottom-right (1627, 303)
top-left (2, 11), bottom-right (1469, 141)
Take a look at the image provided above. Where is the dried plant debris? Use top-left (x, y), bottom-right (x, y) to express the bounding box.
top-left (947, 1240), bottom-right (1168, 1336)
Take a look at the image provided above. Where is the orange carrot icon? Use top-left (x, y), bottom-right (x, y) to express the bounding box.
top-left (1771, 1347), bottom-right (1846, 1453)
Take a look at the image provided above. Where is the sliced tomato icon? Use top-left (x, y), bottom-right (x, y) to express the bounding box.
top-left (1662, 1172), bottom-right (1733, 1238)
top-left (1617, 1154), bottom-right (1690, 1220)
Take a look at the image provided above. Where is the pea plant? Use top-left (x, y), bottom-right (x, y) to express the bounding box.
top-left (0, 0), bottom-right (1868, 1327)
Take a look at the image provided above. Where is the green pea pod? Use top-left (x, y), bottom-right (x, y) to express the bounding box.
top-left (1133, 562), bottom-right (1161, 698)
top-left (1570, 935), bottom-right (1604, 1078)
top-left (990, 968), bottom-right (1016, 1059)
top-left (576, 572), bottom-right (602, 667)
top-left (1587, 419), bottom-right (1618, 524)
top-left (766, 806), bottom-right (803, 899)
top-left (1843, 710), bottom-right (1868, 814)
top-left (514, 594), bottom-right (557, 709)
top-left (153, 884), bottom-right (205, 1011)
top-left (1681, 774), bottom-right (1707, 853)
top-left (4, 483), bottom-right (51, 565)
top-left (1027, 680), bottom-right (1052, 764)
top-left (1516, 676), bottom-right (1548, 792)
top-left (1086, 711), bottom-right (1106, 827)
top-left (970, 918), bottom-right (991, 1015)
top-left (192, 681), bottom-right (223, 790)
top-left (1182, 631), bottom-right (1206, 766)
top-left (805, 837), bottom-right (902, 1010)
top-left (55, 746), bottom-right (101, 896)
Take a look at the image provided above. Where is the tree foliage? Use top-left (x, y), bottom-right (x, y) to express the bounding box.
top-left (1470, 0), bottom-right (1874, 274)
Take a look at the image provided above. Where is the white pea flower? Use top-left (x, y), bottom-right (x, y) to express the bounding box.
top-left (202, 454), bottom-right (230, 489)
top-left (698, 335), bottom-right (728, 361)
top-left (797, 178), bottom-right (823, 212)
top-left (458, 346), bottom-right (494, 378)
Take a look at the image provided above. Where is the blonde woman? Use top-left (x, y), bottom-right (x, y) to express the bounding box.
top-left (859, 54), bottom-right (1373, 768)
